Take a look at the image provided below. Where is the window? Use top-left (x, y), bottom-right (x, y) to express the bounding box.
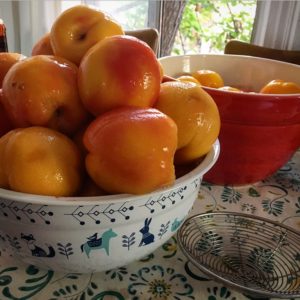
top-left (173, 0), bottom-right (257, 55)
top-left (0, 0), bottom-right (299, 57)
top-left (61, 1), bottom-right (149, 30)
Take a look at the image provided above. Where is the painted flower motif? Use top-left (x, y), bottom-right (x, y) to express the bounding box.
top-left (184, 261), bottom-right (210, 281)
top-left (0, 234), bottom-right (6, 242)
top-left (148, 278), bottom-right (171, 298)
top-left (106, 266), bottom-right (128, 281)
top-left (296, 197), bottom-right (300, 214)
top-left (248, 247), bottom-right (274, 273)
top-left (128, 265), bottom-right (194, 299)
top-left (196, 231), bottom-right (223, 256)
top-left (0, 265), bottom-right (53, 299)
top-left (248, 187), bottom-right (260, 197)
top-left (221, 186), bottom-right (242, 204)
top-left (272, 172), bottom-right (300, 192)
top-left (201, 181), bottom-right (213, 191)
top-left (241, 203), bottom-right (256, 214)
top-left (262, 199), bottom-right (285, 217)
top-left (162, 236), bottom-right (177, 258)
top-left (207, 286), bottom-right (237, 300)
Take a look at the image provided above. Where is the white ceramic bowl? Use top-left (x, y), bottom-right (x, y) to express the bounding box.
top-left (0, 141), bottom-right (219, 273)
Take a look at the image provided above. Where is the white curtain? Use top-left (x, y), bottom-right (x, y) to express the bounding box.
top-left (251, 0), bottom-right (300, 50)
top-left (0, 0), bottom-right (61, 56)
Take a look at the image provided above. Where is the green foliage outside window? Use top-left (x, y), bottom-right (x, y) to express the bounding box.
top-left (172, 0), bottom-right (256, 55)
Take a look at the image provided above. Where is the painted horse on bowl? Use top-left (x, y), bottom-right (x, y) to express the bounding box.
top-left (81, 228), bottom-right (117, 258)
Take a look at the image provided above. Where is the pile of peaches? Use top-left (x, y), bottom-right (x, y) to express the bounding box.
top-left (176, 70), bottom-right (300, 94)
top-left (0, 5), bottom-right (220, 198)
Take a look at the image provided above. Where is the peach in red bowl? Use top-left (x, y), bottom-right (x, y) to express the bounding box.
top-left (159, 54), bottom-right (300, 185)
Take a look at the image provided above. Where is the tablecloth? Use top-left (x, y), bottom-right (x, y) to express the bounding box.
top-left (0, 149), bottom-right (299, 300)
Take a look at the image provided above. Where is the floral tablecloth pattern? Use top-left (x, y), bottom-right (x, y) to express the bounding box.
top-left (0, 149), bottom-right (299, 300)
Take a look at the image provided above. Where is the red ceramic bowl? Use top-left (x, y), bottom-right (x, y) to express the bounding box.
top-left (159, 54), bottom-right (300, 185)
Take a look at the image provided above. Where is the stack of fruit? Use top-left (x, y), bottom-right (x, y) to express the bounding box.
top-left (0, 5), bottom-right (220, 198)
top-left (176, 69), bottom-right (300, 94)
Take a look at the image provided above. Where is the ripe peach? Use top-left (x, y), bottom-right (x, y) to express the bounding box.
top-left (2, 55), bottom-right (89, 135)
top-left (218, 86), bottom-right (242, 92)
top-left (83, 107), bottom-right (178, 195)
top-left (260, 79), bottom-right (300, 94)
top-left (161, 75), bottom-right (178, 83)
top-left (72, 126), bottom-right (89, 159)
top-left (0, 126), bottom-right (83, 196)
top-left (50, 5), bottom-right (124, 65)
top-left (0, 129), bottom-right (14, 188)
top-left (158, 61), bottom-right (164, 81)
top-left (155, 81), bottom-right (220, 164)
top-left (78, 35), bottom-right (161, 116)
top-left (0, 89), bottom-right (13, 137)
top-left (177, 75), bottom-right (200, 85)
top-left (0, 52), bottom-right (25, 88)
top-left (192, 69), bottom-right (224, 88)
top-left (31, 33), bottom-right (54, 56)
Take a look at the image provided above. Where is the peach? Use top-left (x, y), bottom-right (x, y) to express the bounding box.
top-left (218, 86), bottom-right (242, 92)
top-left (158, 61), bottom-right (164, 81)
top-left (83, 107), bottom-right (178, 195)
top-left (0, 52), bottom-right (25, 88)
top-left (192, 69), bottom-right (224, 88)
top-left (2, 55), bottom-right (89, 135)
top-left (161, 75), bottom-right (178, 83)
top-left (50, 5), bottom-right (124, 65)
top-left (0, 89), bottom-right (13, 137)
top-left (0, 126), bottom-right (83, 196)
top-left (78, 35), bottom-right (161, 116)
top-left (0, 130), bottom-right (14, 188)
top-left (177, 75), bottom-right (200, 85)
top-left (155, 81), bottom-right (220, 164)
top-left (72, 126), bottom-right (89, 159)
top-left (260, 79), bottom-right (300, 94)
top-left (31, 33), bottom-right (54, 56)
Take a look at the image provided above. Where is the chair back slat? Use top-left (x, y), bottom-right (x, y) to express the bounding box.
top-left (225, 40), bottom-right (300, 65)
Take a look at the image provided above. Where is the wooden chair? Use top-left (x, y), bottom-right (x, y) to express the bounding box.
top-left (224, 39), bottom-right (300, 65)
top-left (125, 28), bottom-right (159, 56)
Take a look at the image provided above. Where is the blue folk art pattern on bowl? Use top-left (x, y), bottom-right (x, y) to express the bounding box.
top-left (0, 202), bottom-right (53, 225)
top-left (0, 215), bottom-right (191, 262)
top-left (0, 178), bottom-right (201, 272)
top-left (0, 178), bottom-right (198, 226)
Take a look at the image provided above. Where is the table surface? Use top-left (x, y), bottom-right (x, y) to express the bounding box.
top-left (0, 149), bottom-right (299, 300)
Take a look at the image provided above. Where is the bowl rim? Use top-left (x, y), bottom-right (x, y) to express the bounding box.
top-left (0, 140), bottom-right (220, 206)
top-left (159, 53), bottom-right (300, 96)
